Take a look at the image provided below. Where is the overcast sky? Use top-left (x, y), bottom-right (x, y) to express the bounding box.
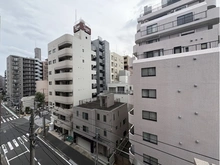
top-left (0, 0), bottom-right (156, 76)
top-left (0, 0), bottom-right (219, 76)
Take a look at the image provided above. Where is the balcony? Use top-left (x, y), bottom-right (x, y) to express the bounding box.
top-left (129, 145), bottom-right (135, 164)
top-left (57, 48), bottom-right (72, 59)
top-left (55, 60), bottom-right (73, 69)
top-left (54, 96), bottom-right (73, 104)
top-left (54, 84), bottom-right (73, 91)
top-left (52, 106), bottom-right (73, 117)
top-left (129, 125), bottom-right (134, 140)
top-left (56, 118), bottom-right (73, 131)
top-left (129, 108), bottom-right (134, 125)
top-left (91, 55), bottom-right (96, 61)
top-left (137, 11), bottom-right (207, 40)
top-left (53, 72), bottom-right (72, 80)
top-left (137, 40), bottom-right (219, 59)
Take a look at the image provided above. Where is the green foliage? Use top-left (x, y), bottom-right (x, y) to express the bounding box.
top-left (35, 92), bottom-right (45, 107)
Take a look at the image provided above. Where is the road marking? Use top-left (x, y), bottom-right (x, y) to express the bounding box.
top-left (38, 136), bottom-right (74, 165)
top-left (13, 116), bottom-right (17, 120)
top-left (1, 103), bottom-right (19, 119)
top-left (34, 157), bottom-right (37, 161)
top-left (8, 150), bottom-right (28, 162)
top-left (7, 142), bottom-right (14, 150)
top-left (6, 118), bottom-right (10, 122)
top-left (12, 139), bottom-right (19, 147)
top-left (17, 137), bottom-right (24, 144)
top-left (22, 135), bottom-right (28, 142)
top-left (1, 121), bottom-right (2, 124)
top-left (38, 162), bottom-right (41, 165)
top-left (9, 117), bottom-right (13, 121)
top-left (2, 144), bottom-right (8, 154)
top-left (1, 116), bottom-right (6, 122)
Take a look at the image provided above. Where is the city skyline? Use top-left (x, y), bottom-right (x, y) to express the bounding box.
top-left (0, 0), bottom-right (159, 76)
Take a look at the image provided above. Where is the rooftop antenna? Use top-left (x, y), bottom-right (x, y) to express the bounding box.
top-left (75, 9), bottom-right (77, 23)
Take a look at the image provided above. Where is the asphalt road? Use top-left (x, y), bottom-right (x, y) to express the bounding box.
top-left (0, 104), bottom-right (71, 165)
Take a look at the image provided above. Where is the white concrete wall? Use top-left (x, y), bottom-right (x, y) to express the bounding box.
top-left (131, 48), bottom-right (220, 165)
top-left (21, 96), bottom-right (35, 112)
top-left (72, 29), bottom-right (96, 106)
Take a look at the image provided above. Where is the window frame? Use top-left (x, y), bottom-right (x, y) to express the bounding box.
top-left (201, 43), bottom-right (207, 50)
top-left (141, 67), bottom-right (156, 77)
top-left (143, 132), bottom-right (158, 145)
top-left (177, 12), bottom-right (193, 26)
top-left (142, 110), bottom-right (157, 121)
top-left (103, 115), bottom-right (106, 122)
top-left (142, 89), bottom-right (157, 99)
top-left (143, 154), bottom-right (158, 165)
top-left (82, 112), bottom-right (89, 120)
top-left (147, 24), bottom-right (158, 35)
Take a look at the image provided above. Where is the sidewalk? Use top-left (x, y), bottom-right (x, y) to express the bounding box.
top-left (42, 131), bottom-right (94, 165)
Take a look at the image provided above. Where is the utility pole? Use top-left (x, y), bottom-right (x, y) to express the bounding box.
top-left (0, 96), bottom-right (2, 165)
top-left (95, 128), bottom-right (99, 165)
top-left (30, 101), bottom-right (35, 165)
top-left (42, 89), bottom-right (46, 137)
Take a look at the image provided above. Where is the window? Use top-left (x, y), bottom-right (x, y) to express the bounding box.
top-left (76, 111), bottom-right (79, 117)
top-left (53, 59), bottom-right (56, 64)
top-left (49, 71), bottom-right (52, 75)
top-left (123, 118), bottom-right (126, 125)
top-left (143, 154), bottom-right (158, 165)
top-left (82, 49), bottom-right (84, 52)
top-left (201, 43), bottom-right (207, 49)
top-left (174, 46), bottom-right (182, 54)
top-left (113, 114), bottom-right (115, 120)
top-left (142, 89), bottom-right (156, 98)
top-left (177, 12), bottom-right (193, 26)
top-left (82, 112), bottom-right (88, 120)
top-left (97, 113), bottom-right (100, 120)
top-left (49, 81), bottom-right (52, 85)
top-left (142, 111), bottom-right (157, 121)
top-left (147, 24), bottom-right (158, 34)
top-left (83, 126), bottom-right (88, 132)
top-left (142, 67), bottom-right (156, 77)
top-left (143, 132), bottom-right (158, 144)
top-left (103, 115), bottom-right (106, 122)
top-left (48, 50), bottom-right (51, 55)
top-left (104, 129), bottom-right (107, 136)
top-left (185, 47), bottom-right (189, 52)
top-left (53, 48), bottom-right (56, 53)
top-left (49, 61), bottom-right (52, 65)
top-left (76, 125), bottom-right (80, 129)
top-left (49, 91), bottom-right (52, 95)
top-left (144, 50), bottom-right (161, 58)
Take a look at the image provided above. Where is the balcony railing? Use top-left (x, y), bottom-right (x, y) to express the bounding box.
top-left (137, 40), bottom-right (219, 59)
top-left (140, 0), bottom-right (181, 17)
top-left (140, 11), bottom-right (207, 37)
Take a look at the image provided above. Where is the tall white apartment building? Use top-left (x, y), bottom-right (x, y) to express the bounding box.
top-left (129, 0), bottom-right (219, 165)
top-left (110, 52), bottom-right (124, 82)
top-left (48, 20), bottom-right (96, 136)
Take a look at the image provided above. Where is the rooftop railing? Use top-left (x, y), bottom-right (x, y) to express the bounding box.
top-left (140, 0), bottom-right (181, 17)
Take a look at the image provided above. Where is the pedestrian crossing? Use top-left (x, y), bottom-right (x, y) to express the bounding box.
top-left (1, 116), bottom-right (17, 124)
top-left (1, 135), bottom-right (29, 154)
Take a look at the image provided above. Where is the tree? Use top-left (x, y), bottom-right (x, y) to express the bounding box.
top-left (35, 92), bottom-right (45, 107)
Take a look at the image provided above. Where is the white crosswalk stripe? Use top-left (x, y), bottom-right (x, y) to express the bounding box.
top-left (6, 118), bottom-right (10, 122)
top-left (1, 117), bottom-right (6, 123)
top-left (9, 117), bottom-right (13, 121)
top-left (1, 144), bottom-right (8, 154)
top-left (13, 116), bottom-right (17, 120)
top-left (17, 137), bottom-right (24, 144)
top-left (7, 142), bottom-right (14, 150)
top-left (22, 135), bottom-right (28, 142)
top-left (12, 139), bottom-right (19, 147)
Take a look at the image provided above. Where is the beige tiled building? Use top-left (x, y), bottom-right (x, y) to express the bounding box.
top-left (110, 52), bottom-right (124, 82)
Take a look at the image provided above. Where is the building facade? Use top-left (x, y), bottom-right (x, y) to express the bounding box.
top-left (110, 52), bottom-right (124, 82)
top-left (108, 70), bottom-right (133, 103)
top-left (72, 93), bottom-right (129, 164)
top-left (130, 0), bottom-right (219, 165)
top-left (48, 20), bottom-right (96, 136)
top-left (42, 59), bottom-right (48, 80)
top-left (92, 37), bottom-right (111, 94)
